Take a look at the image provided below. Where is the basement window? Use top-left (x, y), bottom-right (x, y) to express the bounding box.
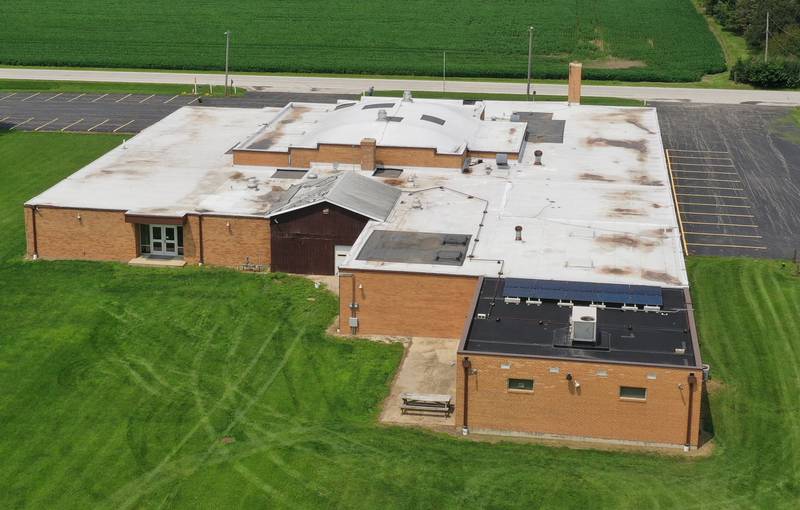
top-left (619, 386), bottom-right (647, 400)
top-left (508, 378), bottom-right (534, 391)
top-left (420, 114), bottom-right (446, 126)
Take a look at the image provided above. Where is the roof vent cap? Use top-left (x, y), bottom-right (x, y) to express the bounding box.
top-left (402, 90), bottom-right (413, 102)
top-left (377, 109), bottom-right (388, 122)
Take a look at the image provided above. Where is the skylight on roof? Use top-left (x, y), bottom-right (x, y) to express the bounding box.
top-left (362, 103), bottom-right (396, 110)
top-left (420, 114), bottom-right (446, 126)
top-left (334, 102), bottom-right (356, 110)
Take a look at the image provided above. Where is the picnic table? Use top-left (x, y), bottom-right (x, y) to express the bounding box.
top-left (400, 393), bottom-right (452, 417)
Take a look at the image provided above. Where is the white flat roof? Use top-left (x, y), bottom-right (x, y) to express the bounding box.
top-left (237, 97), bottom-right (526, 155)
top-left (27, 107), bottom-right (292, 217)
top-left (340, 101), bottom-right (688, 288)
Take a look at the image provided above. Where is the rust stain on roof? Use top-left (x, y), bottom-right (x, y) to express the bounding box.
top-left (580, 172), bottom-right (617, 182)
top-left (608, 207), bottom-right (646, 217)
top-left (595, 233), bottom-right (658, 250)
top-left (641, 270), bottom-right (682, 286)
top-left (586, 137), bottom-right (648, 161)
top-left (631, 173), bottom-right (664, 186)
top-left (598, 265), bottom-right (634, 275)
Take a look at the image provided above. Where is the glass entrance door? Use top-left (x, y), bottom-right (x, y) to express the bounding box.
top-left (149, 225), bottom-right (179, 256)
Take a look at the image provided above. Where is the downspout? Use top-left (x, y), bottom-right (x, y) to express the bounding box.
top-left (685, 372), bottom-right (697, 449)
top-left (461, 356), bottom-right (471, 434)
top-left (338, 272), bottom-right (357, 334)
top-left (198, 215), bottom-right (205, 265)
top-left (29, 206), bottom-right (39, 260)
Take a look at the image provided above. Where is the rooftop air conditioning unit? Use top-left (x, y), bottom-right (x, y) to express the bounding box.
top-left (571, 306), bottom-right (597, 343)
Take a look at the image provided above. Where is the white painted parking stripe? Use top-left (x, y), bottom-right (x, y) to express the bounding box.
top-left (669, 162), bottom-right (735, 168)
top-left (674, 177), bottom-right (741, 183)
top-left (21, 93), bottom-right (40, 102)
top-left (34, 118), bottom-right (58, 131)
top-left (163, 95), bottom-right (179, 104)
top-left (87, 119), bottom-right (109, 132)
top-left (0, 92), bottom-right (17, 101)
top-left (115, 93), bottom-right (132, 103)
top-left (67, 93), bottom-right (85, 102)
top-left (679, 202), bottom-right (751, 208)
top-left (44, 93), bottom-right (63, 102)
top-left (91, 94), bottom-right (109, 103)
top-left (684, 231), bottom-right (762, 239)
top-left (60, 118), bottom-right (84, 131)
top-left (680, 211), bottom-right (754, 218)
top-left (10, 117), bottom-right (34, 129)
top-left (674, 185), bottom-right (743, 191)
top-left (668, 149), bottom-right (730, 154)
top-left (0, 116), bottom-right (8, 123)
top-left (687, 242), bottom-right (766, 250)
top-left (187, 96), bottom-right (199, 105)
top-left (676, 193), bottom-right (747, 199)
top-left (139, 94), bottom-right (155, 104)
top-left (683, 221), bottom-right (758, 228)
top-left (113, 120), bottom-right (136, 133)
top-left (671, 169), bottom-right (738, 175)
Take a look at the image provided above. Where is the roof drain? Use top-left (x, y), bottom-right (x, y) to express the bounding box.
top-left (684, 372), bottom-right (698, 451)
top-left (461, 356), bottom-right (471, 435)
top-left (515, 225), bottom-right (523, 242)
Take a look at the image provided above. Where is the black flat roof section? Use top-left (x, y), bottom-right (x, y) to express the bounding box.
top-left (356, 230), bottom-right (471, 266)
top-left (462, 278), bottom-right (698, 368)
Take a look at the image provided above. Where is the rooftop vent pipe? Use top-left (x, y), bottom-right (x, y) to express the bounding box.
top-left (377, 109), bottom-right (388, 122)
top-left (515, 225), bottom-right (523, 241)
top-left (534, 150), bottom-right (543, 166)
top-left (402, 90), bottom-right (413, 102)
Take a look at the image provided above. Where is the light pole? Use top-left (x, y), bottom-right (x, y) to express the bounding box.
top-left (526, 26), bottom-right (534, 100)
top-left (224, 30), bottom-right (231, 96)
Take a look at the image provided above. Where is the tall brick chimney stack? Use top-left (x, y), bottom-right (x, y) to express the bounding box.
top-left (360, 138), bottom-right (377, 171)
top-left (568, 62), bottom-right (582, 105)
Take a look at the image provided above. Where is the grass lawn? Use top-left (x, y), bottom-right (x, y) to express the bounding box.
top-left (1, 131), bottom-right (800, 508)
top-left (0, 79), bottom-right (239, 96)
top-left (371, 90), bottom-right (645, 107)
top-left (0, 1), bottom-right (723, 82)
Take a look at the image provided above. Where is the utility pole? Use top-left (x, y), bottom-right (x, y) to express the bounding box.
top-left (224, 30), bottom-right (231, 96)
top-left (526, 26), bottom-right (534, 100)
top-left (442, 51), bottom-right (446, 96)
top-left (765, 11), bottom-right (770, 63)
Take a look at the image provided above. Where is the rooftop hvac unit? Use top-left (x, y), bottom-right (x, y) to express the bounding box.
top-left (496, 153), bottom-right (509, 167)
top-left (570, 306), bottom-right (597, 343)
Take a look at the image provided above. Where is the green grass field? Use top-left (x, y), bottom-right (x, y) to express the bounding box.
top-left (1, 1), bottom-right (724, 82)
top-left (1, 131), bottom-right (800, 508)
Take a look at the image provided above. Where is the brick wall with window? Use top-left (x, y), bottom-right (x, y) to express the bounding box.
top-left (456, 353), bottom-right (703, 447)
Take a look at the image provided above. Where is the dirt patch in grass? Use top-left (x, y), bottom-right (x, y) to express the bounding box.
top-left (585, 58), bottom-right (647, 69)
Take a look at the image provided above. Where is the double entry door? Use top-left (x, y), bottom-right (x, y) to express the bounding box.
top-left (149, 224), bottom-right (180, 256)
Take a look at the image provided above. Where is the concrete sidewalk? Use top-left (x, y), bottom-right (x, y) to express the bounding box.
top-left (3, 68), bottom-right (800, 105)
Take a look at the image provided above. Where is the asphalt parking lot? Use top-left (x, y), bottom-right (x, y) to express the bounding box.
top-left (656, 102), bottom-right (800, 259)
top-left (0, 91), bottom-right (355, 134)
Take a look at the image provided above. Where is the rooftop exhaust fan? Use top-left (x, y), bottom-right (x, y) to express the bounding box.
top-left (570, 306), bottom-right (597, 344)
top-left (377, 109), bottom-right (388, 122)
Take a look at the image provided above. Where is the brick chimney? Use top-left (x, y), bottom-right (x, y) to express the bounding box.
top-left (360, 138), bottom-right (376, 171)
top-left (568, 62), bottom-right (582, 105)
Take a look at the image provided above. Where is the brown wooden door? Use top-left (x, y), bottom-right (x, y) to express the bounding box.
top-left (271, 236), bottom-right (335, 275)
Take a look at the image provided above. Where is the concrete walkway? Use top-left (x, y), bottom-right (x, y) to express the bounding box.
top-left (3, 68), bottom-right (800, 105)
top-left (380, 337), bottom-right (458, 429)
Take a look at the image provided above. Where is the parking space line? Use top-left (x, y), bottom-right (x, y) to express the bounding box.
top-left (668, 162), bottom-right (735, 168)
top-left (21, 93), bottom-right (40, 102)
top-left (684, 231), bottom-right (762, 239)
top-left (115, 94), bottom-right (132, 103)
top-left (678, 202), bottom-right (750, 208)
top-left (674, 185), bottom-right (743, 191)
top-left (91, 94), bottom-right (109, 103)
top-left (675, 193), bottom-right (747, 199)
top-left (67, 93), bottom-right (85, 102)
top-left (10, 117), bottom-right (34, 129)
top-left (44, 93), bottom-right (63, 102)
top-left (34, 118), bottom-right (58, 131)
top-left (60, 118), bottom-right (84, 131)
top-left (674, 177), bottom-right (741, 183)
top-left (667, 149), bottom-right (730, 154)
top-left (686, 242), bottom-right (767, 250)
top-left (113, 120), bottom-right (136, 133)
top-left (681, 211), bottom-right (754, 218)
top-left (0, 92), bottom-right (17, 101)
top-left (87, 119), bottom-right (109, 132)
top-left (683, 221), bottom-right (758, 228)
top-left (671, 169), bottom-right (738, 175)
top-left (139, 94), bottom-right (155, 104)
top-left (187, 96), bottom-right (200, 105)
top-left (163, 95), bottom-right (179, 104)
top-left (665, 150), bottom-right (688, 256)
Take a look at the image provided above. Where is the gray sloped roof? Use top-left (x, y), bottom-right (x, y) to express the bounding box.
top-left (267, 172), bottom-right (400, 221)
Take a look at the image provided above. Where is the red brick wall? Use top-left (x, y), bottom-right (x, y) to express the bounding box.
top-left (28, 207), bottom-right (136, 262)
top-left (339, 270), bottom-right (479, 338)
top-left (456, 353), bottom-right (703, 447)
top-left (232, 150), bottom-right (290, 167)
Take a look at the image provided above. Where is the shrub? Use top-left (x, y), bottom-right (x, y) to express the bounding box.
top-left (731, 58), bottom-right (800, 88)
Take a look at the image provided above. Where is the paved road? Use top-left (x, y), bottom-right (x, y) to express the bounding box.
top-left (657, 103), bottom-right (800, 259)
top-left (2, 68), bottom-right (800, 105)
top-left (0, 91), bottom-right (354, 134)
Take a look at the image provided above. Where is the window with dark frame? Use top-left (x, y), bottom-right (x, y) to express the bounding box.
top-left (177, 226), bottom-right (184, 256)
top-left (508, 378), bottom-right (534, 391)
top-left (139, 224), bottom-right (150, 254)
top-left (619, 386), bottom-right (647, 400)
